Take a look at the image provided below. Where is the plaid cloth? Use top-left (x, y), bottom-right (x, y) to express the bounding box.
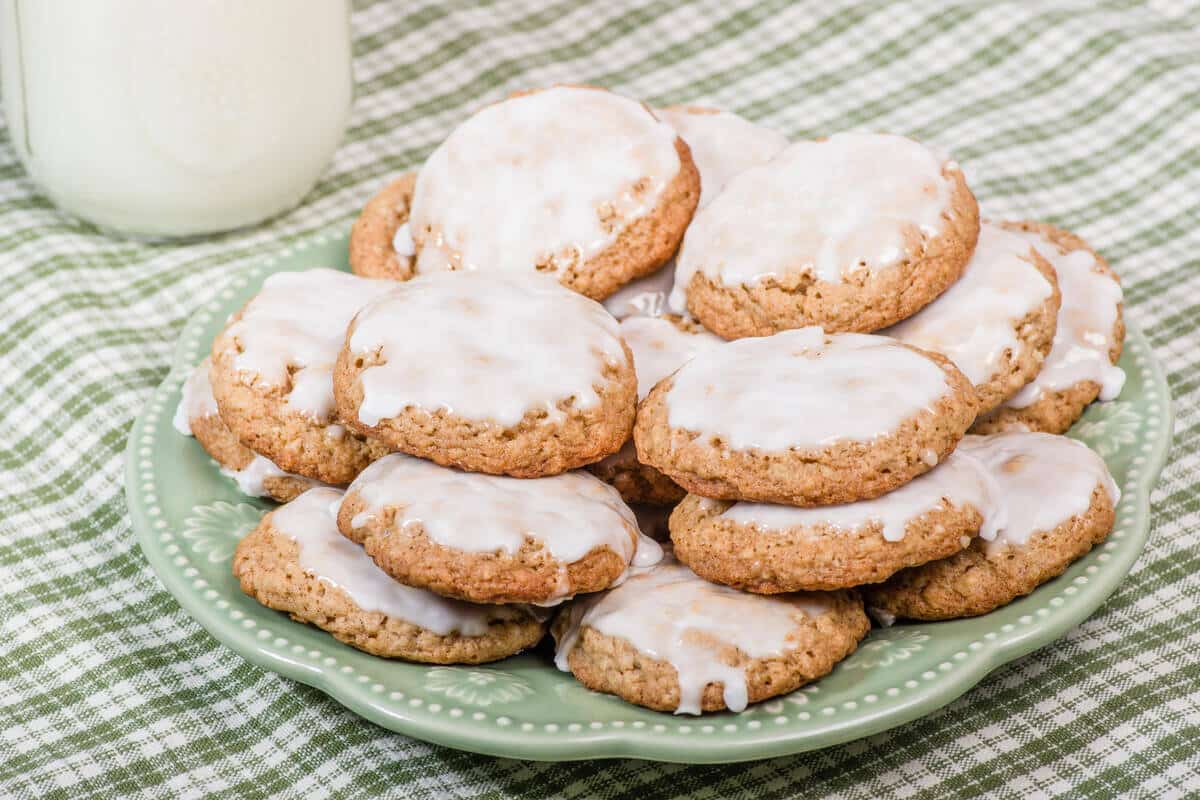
top-left (2, 0), bottom-right (1198, 797)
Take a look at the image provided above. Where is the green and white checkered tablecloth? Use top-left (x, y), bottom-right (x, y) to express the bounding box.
top-left (2, 1), bottom-right (1198, 797)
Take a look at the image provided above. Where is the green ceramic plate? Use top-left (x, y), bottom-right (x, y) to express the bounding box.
top-left (126, 229), bottom-right (1173, 764)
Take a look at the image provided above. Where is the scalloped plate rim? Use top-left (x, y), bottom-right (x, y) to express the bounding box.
top-left (126, 226), bottom-right (1173, 763)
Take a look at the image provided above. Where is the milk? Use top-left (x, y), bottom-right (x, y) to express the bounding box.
top-left (0, 0), bottom-right (353, 237)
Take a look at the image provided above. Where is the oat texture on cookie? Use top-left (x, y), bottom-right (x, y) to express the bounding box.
top-left (635, 327), bottom-right (978, 506)
top-left (338, 454), bottom-right (658, 605)
top-left (552, 552), bottom-right (869, 713)
top-left (972, 221), bottom-right (1125, 434)
top-left (334, 271), bottom-right (636, 477)
top-left (672, 132), bottom-right (979, 335)
top-left (887, 222), bottom-right (1061, 414)
top-left (209, 268), bottom-right (394, 485)
top-left (669, 447), bottom-right (1005, 592)
top-left (348, 171), bottom-right (418, 281)
top-left (864, 432), bottom-right (1118, 621)
top-left (409, 86), bottom-right (699, 300)
top-left (233, 488), bottom-right (546, 663)
top-left (176, 358), bottom-right (324, 502)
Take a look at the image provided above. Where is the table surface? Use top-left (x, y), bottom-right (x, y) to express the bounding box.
top-left (2, 1), bottom-right (1198, 798)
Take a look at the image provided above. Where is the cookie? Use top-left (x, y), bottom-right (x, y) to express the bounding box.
top-left (333, 272), bottom-right (636, 478)
top-left (408, 85), bottom-right (700, 300)
top-left (210, 268), bottom-right (394, 485)
top-left (602, 264), bottom-right (676, 320)
top-left (864, 432), bottom-right (1118, 620)
top-left (174, 358), bottom-right (323, 502)
top-left (348, 171), bottom-right (418, 281)
top-left (552, 553), bottom-right (869, 713)
top-left (233, 488), bottom-right (545, 663)
top-left (656, 105), bottom-right (789, 211)
top-left (672, 132), bottom-right (980, 336)
top-left (587, 440), bottom-right (686, 506)
top-left (588, 315), bottom-right (724, 503)
top-left (670, 447), bottom-right (1003, 592)
top-left (604, 106), bottom-right (788, 321)
top-left (971, 221), bottom-right (1124, 434)
top-left (337, 454), bottom-right (661, 605)
top-left (635, 327), bottom-right (979, 506)
top-left (886, 222), bottom-right (1062, 414)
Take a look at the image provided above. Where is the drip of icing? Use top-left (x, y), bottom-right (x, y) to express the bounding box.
top-left (631, 534), bottom-right (665, 567)
top-left (958, 433), bottom-right (1118, 551)
top-left (346, 455), bottom-right (641, 595)
top-left (665, 327), bottom-right (951, 451)
top-left (173, 357), bottom-right (219, 435)
top-left (410, 87), bottom-right (681, 276)
top-left (271, 488), bottom-right (521, 636)
top-left (531, 530), bottom-right (665, 608)
top-left (605, 532), bottom-right (666, 592)
top-left (719, 448), bottom-right (1004, 542)
top-left (886, 224), bottom-right (1055, 386)
top-left (670, 132), bottom-right (955, 314)
top-left (392, 221), bottom-right (415, 257)
top-left (602, 262), bottom-right (676, 320)
top-left (346, 272), bottom-right (628, 428)
top-left (619, 316), bottom-right (724, 399)
top-left (219, 269), bottom-right (392, 421)
top-left (1002, 230), bottom-right (1125, 408)
top-left (656, 108), bottom-right (789, 209)
top-left (220, 454), bottom-right (317, 499)
top-left (553, 555), bottom-right (833, 714)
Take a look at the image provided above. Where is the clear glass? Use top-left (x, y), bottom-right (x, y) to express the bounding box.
top-left (0, 0), bottom-right (353, 238)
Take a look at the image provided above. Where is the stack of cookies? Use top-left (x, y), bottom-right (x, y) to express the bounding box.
top-left (175, 84), bottom-right (1127, 715)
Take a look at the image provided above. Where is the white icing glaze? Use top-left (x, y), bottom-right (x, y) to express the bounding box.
top-left (605, 532), bottom-right (667, 595)
top-left (656, 108), bottom-right (789, 209)
top-left (173, 358), bottom-right (219, 435)
top-left (619, 316), bottom-right (724, 399)
top-left (176, 360), bottom-right (324, 498)
top-left (346, 454), bottom-right (643, 600)
top-left (670, 132), bottom-right (955, 313)
top-left (630, 534), bottom-right (664, 567)
top-left (220, 455), bottom-right (319, 499)
top-left (719, 448), bottom-right (1004, 542)
top-left (392, 221), bottom-right (415, 257)
top-left (606, 110), bottom-right (787, 319)
top-left (957, 433), bottom-right (1118, 551)
top-left (665, 327), bottom-right (952, 451)
top-left (346, 272), bottom-right (628, 428)
top-left (887, 223), bottom-right (1055, 386)
top-left (1003, 229), bottom-right (1125, 408)
top-left (553, 553), bottom-right (834, 714)
top-left (602, 262), bottom-right (676, 319)
top-left (271, 488), bottom-right (519, 636)
top-left (219, 269), bottom-right (391, 421)
top-left (410, 86), bottom-right (681, 276)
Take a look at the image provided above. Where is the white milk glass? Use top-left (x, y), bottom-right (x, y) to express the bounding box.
top-left (0, 0), bottom-right (353, 237)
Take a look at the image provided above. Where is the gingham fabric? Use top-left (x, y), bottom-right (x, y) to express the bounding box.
top-left (2, 1), bottom-right (1198, 797)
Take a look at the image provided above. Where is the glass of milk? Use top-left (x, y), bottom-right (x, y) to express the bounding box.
top-left (0, 0), bottom-right (353, 238)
